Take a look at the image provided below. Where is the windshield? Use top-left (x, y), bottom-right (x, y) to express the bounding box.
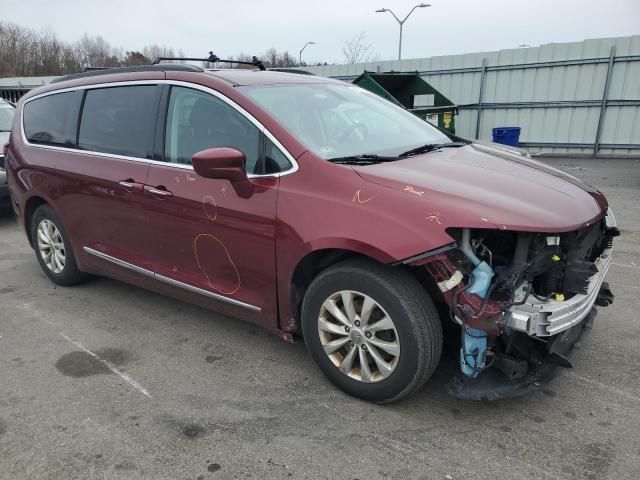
top-left (241, 84), bottom-right (450, 160)
top-left (0, 106), bottom-right (14, 132)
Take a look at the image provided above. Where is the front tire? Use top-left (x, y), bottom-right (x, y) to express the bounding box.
top-left (302, 258), bottom-right (443, 403)
top-left (31, 204), bottom-right (86, 286)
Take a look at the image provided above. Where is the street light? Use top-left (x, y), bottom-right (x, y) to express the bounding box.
top-left (376, 3), bottom-right (430, 60)
top-left (299, 41), bottom-right (316, 65)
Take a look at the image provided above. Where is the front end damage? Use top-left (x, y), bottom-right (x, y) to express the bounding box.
top-left (416, 209), bottom-right (619, 400)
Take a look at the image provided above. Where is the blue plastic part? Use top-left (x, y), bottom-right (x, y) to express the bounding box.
top-left (460, 327), bottom-right (488, 378)
top-left (467, 261), bottom-right (495, 298)
top-left (492, 126), bottom-right (521, 147)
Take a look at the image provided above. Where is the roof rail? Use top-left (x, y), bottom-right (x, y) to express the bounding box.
top-left (153, 51), bottom-right (266, 71)
top-left (50, 64), bottom-right (204, 84)
top-left (268, 68), bottom-right (316, 76)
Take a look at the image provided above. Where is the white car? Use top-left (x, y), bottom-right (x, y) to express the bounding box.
top-left (0, 98), bottom-right (15, 202)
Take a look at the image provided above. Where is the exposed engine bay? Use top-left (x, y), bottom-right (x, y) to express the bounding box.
top-left (417, 209), bottom-right (619, 400)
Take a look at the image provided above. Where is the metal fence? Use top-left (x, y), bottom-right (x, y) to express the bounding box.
top-left (305, 35), bottom-right (640, 157)
top-left (0, 77), bottom-right (57, 103)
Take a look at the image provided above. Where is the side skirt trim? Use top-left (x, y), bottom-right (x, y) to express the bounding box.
top-left (83, 246), bottom-right (261, 312)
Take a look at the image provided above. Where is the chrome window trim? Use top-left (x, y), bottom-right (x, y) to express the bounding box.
top-left (83, 246), bottom-right (261, 312)
top-left (20, 79), bottom-right (299, 178)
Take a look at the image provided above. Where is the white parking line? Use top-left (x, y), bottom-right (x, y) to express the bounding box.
top-left (612, 262), bottom-right (640, 269)
top-left (59, 332), bottom-right (152, 398)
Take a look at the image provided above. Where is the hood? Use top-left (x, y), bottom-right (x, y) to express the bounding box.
top-left (354, 143), bottom-right (605, 232)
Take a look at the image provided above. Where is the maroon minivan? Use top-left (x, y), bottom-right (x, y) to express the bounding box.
top-left (5, 64), bottom-right (617, 402)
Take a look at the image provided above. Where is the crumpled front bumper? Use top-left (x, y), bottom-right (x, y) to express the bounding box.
top-left (506, 247), bottom-right (611, 336)
top-left (449, 307), bottom-right (597, 400)
top-left (506, 210), bottom-right (616, 337)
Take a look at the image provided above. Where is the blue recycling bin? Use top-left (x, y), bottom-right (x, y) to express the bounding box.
top-left (492, 127), bottom-right (521, 147)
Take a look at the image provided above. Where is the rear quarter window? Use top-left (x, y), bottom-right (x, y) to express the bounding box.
top-left (78, 85), bottom-right (159, 158)
top-left (23, 91), bottom-right (83, 147)
top-left (264, 138), bottom-right (292, 174)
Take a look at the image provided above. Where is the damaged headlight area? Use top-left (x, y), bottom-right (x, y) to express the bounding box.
top-left (414, 210), bottom-right (619, 400)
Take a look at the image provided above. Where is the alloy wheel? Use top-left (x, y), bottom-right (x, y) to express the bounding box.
top-left (37, 219), bottom-right (66, 274)
top-left (318, 290), bottom-right (400, 383)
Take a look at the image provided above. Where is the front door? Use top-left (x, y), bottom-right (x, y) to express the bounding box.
top-left (144, 85), bottom-right (287, 328)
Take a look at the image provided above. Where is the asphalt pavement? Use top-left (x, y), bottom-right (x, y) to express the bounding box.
top-left (0, 157), bottom-right (639, 480)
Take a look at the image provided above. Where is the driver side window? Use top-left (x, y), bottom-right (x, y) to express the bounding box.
top-left (164, 86), bottom-right (261, 174)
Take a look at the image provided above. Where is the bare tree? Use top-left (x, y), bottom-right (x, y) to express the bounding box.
top-left (0, 22), bottom-right (83, 76)
top-left (279, 51), bottom-right (297, 67)
top-left (74, 34), bottom-right (119, 69)
top-left (0, 21), bottom-right (325, 78)
top-left (60, 44), bottom-right (82, 73)
top-left (260, 48), bottom-right (299, 68)
top-left (142, 44), bottom-right (176, 63)
top-left (0, 22), bottom-right (36, 76)
top-left (262, 48), bottom-right (279, 68)
top-left (342, 32), bottom-right (373, 64)
top-left (123, 51), bottom-right (149, 66)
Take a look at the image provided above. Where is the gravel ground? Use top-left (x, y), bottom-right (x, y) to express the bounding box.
top-left (0, 157), bottom-right (639, 480)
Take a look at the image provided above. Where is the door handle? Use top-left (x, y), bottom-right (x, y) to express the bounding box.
top-left (118, 179), bottom-right (144, 190)
top-left (144, 185), bottom-right (173, 197)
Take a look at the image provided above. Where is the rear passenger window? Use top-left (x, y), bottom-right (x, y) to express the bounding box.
top-left (78, 86), bottom-right (158, 158)
top-left (23, 91), bottom-right (82, 147)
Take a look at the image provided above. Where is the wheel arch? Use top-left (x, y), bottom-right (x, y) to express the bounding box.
top-left (24, 195), bottom-right (49, 248)
top-left (282, 240), bottom-right (446, 335)
top-left (285, 242), bottom-right (395, 334)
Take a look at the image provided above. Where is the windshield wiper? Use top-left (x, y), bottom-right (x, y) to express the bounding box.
top-left (328, 154), bottom-right (398, 165)
top-left (398, 141), bottom-right (466, 158)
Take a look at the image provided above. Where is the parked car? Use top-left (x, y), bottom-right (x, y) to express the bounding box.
top-left (5, 64), bottom-right (617, 402)
top-left (0, 98), bottom-right (16, 203)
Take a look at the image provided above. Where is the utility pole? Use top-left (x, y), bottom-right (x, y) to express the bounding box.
top-left (299, 41), bottom-right (316, 65)
top-left (376, 4), bottom-right (430, 60)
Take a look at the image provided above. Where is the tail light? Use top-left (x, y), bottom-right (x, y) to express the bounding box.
top-left (2, 143), bottom-right (8, 157)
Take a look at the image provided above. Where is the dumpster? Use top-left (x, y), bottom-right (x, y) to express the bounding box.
top-left (352, 71), bottom-right (458, 134)
top-left (492, 127), bottom-right (521, 147)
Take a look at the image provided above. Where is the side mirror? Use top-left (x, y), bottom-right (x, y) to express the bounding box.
top-left (192, 147), bottom-right (254, 198)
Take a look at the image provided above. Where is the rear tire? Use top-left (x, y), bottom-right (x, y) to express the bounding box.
top-left (31, 204), bottom-right (87, 286)
top-left (302, 258), bottom-right (443, 403)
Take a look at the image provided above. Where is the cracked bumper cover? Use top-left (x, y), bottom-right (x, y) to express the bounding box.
top-left (449, 307), bottom-right (597, 400)
top-left (506, 209), bottom-right (615, 337)
top-left (506, 246), bottom-right (611, 336)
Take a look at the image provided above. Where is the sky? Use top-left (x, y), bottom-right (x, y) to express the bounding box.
top-left (3, 0), bottom-right (639, 64)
